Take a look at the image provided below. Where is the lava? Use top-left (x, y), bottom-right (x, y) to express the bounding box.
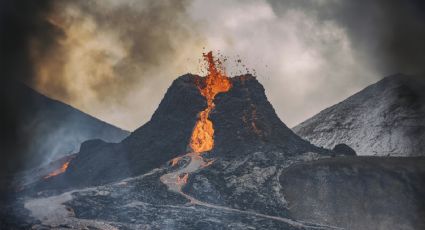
top-left (161, 52), bottom-right (232, 191)
top-left (44, 161), bottom-right (71, 179)
top-left (190, 51), bottom-right (232, 154)
top-left (170, 156), bottom-right (182, 167)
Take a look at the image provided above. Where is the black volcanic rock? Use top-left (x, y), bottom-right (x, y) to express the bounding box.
top-left (211, 75), bottom-right (327, 159)
top-left (52, 74), bottom-right (206, 188)
top-left (294, 74), bottom-right (425, 156)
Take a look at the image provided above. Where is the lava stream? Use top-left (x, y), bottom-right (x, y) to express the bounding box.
top-left (161, 51), bottom-right (231, 192)
top-left (190, 51), bottom-right (231, 154)
top-left (44, 161), bottom-right (71, 179)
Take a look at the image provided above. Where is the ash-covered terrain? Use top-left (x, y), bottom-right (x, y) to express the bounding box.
top-left (3, 70), bottom-right (425, 230)
top-left (294, 74), bottom-right (425, 157)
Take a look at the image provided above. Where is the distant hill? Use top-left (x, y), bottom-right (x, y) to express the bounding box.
top-left (293, 74), bottom-right (425, 156)
top-left (0, 81), bottom-right (129, 190)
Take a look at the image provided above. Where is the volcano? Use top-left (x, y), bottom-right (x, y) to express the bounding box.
top-left (38, 54), bottom-right (331, 190)
top-left (15, 52), bottom-right (338, 229)
top-left (11, 54), bottom-right (425, 230)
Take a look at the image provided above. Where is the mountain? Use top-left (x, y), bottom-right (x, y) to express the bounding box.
top-left (40, 74), bottom-right (331, 190)
top-left (0, 81), bottom-right (129, 191)
top-left (293, 74), bottom-right (425, 156)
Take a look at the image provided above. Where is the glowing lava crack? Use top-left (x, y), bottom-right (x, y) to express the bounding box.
top-left (44, 161), bottom-right (71, 179)
top-left (161, 51), bottom-right (231, 192)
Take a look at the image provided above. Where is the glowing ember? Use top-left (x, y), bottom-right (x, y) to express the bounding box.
top-left (201, 158), bottom-right (216, 167)
top-left (44, 161), bottom-right (71, 179)
top-left (170, 156), bottom-right (182, 167)
top-left (190, 51), bottom-right (232, 154)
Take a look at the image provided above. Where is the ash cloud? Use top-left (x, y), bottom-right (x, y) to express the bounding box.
top-left (30, 0), bottom-right (205, 130)
top-left (4, 0), bottom-right (424, 132)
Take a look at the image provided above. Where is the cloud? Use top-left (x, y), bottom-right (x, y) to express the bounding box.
top-left (3, 0), bottom-right (424, 131)
top-left (188, 0), bottom-right (379, 126)
top-left (30, 0), bottom-right (205, 130)
top-left (186, 0), bottom-right (425, 127)
top-left (267, 0), bottom-right (425, 75)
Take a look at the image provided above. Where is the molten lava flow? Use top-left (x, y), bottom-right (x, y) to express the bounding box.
top-left (190, 51), bottom-right (232, 154)
top-left (161, 52), bottom-right (232, 192)
top-left (44, 161), bottom-right (71, 179)
top-left (170, 156), bottom-right (182, 167)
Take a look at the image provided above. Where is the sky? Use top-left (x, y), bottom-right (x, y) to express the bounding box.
top-left (1, 0), bottom-right (425, 131)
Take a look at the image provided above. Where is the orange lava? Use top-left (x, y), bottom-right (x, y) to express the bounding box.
top-left (44, 161), bottom-right (70, 179)
top-left (165, 52), bottom-right (231, 189)
top-left (190, 51), bottom-right (232, 154)
top-left (201, 158), bottom-right (216, 167)
top-left (170, 156), bottom-right (182, 167)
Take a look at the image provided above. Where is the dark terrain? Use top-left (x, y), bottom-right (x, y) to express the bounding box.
top-left (3, 74), bottom-right (425, 230)
top-left (0, 81), bottom-right (129, 194)
top-left (281, 156), bottom-right (425, 230)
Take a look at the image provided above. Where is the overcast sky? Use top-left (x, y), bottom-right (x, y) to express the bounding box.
top-left (3, 0), bottom-right (424, 130)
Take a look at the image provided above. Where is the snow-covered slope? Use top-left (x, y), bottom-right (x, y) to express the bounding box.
top-left (293, 74), bottom-right (425, 156)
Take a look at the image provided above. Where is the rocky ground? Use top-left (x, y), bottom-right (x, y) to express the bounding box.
top-left (18, 159), bottom-right (338, 230)
top-left (3, 74), bottom-right (424, 230)
top-left (280, 156), bottom-right (425, 230)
